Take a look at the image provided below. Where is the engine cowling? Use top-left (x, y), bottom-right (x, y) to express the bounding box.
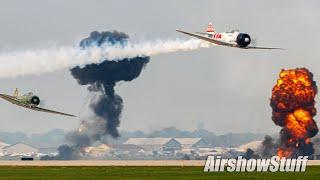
top-left (236, 33), bottom-right (251, 48)
top-left (30, 96), bottom-right (40, 105)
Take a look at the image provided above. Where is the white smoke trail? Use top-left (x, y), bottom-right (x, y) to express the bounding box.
top-left (0, 39), bottom-right (209, 78)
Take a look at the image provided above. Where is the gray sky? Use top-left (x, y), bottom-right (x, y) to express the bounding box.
top-left (0, 0), bottom-right (319, 135)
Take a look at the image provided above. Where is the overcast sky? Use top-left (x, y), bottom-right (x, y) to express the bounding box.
top-left (0, 0), bottom-right (319, 135)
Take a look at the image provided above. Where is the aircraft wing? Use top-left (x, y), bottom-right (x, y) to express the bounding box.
top-left (0, 93), bottom-right (76, 117)
top-left (0, 94), bottom-right (21, 105)
top-left (176, 29), bottom-right (236, 47)
top-left (245, 46), bottom-right (284, 50)
top-left (31, 106), bottom-right (76, 117)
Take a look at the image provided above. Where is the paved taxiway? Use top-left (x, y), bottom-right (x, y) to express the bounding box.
top-left (0, 160), bottom-right (319, 166)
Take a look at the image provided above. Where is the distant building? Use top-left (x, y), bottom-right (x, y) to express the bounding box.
top-left (238, 140), bottom-right (262, 152)
top-left (3, 143), bottom-right (38, 156)
top-left (0, 141), bottom-right (10, 155)
top-left (123, 138), bottom-right (181, 153)
top-left (0, 141), bottom-right (10, 148)
top-left (174, 138), bottom-right (201, 149)
top-left (109, 144), bottom-right (143, 155)
top-left (197, 148), bottom-right (221, 157)
top-left (85, 144), bottom-right (110, 157)
top-left (174, 138), bottom-right (208, 148)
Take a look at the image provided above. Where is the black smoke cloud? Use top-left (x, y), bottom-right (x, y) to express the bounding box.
top-left (43, 31), bottom-right (149, 160)
top-left (242, 135), bottom-right (279, 159)
top-left (71, 55), bottom-right (149, 138)
top-left (260, 135), bottom-right (278, 158)
top-left (72, 30), bottom-right (149, 139)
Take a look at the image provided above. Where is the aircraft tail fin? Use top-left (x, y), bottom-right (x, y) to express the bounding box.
top-left (13, 88), bottom-right (18, 97)
top-left (206, 22), bottom-right (215, 33)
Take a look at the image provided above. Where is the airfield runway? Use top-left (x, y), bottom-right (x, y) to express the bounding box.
top-left (0, 160), bottom-right (204, 166)
top-left (0, 160), bottom-right (319, 166)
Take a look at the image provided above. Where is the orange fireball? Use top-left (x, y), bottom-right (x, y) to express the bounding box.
top-left (270, 68), bottom-right (318, 158)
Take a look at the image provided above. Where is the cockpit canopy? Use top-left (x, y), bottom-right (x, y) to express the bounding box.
top-left (25, 92), bottom-right (34, 96)
top-left (228, 29), bottom-right (240, 33)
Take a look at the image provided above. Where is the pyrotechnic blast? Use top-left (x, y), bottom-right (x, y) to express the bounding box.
top-left (43, 31), bottom-right (152, 160)
top-left (270, 68), bottom-right (318, 158)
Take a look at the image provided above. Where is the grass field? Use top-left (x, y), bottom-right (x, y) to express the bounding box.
top-left (0, 166), bottom-right (319, 179)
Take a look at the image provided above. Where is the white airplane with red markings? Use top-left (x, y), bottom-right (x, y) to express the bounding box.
top-left (176, 23), bottom-right (283, 50)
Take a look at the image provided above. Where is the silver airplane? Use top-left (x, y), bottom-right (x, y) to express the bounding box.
top-left (0, 88), bottom-right (76, 117)
top-left (176, 22), bottom-right (283, 50)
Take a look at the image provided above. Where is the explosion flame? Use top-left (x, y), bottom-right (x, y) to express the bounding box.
top-left (270, 68), bottom-right (318, 158)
